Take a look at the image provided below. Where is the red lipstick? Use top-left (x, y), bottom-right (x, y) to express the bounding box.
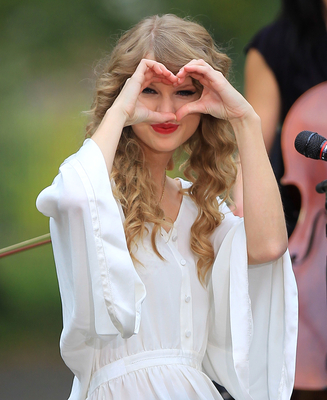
top-left (151, 123), bottom-right (179, 134)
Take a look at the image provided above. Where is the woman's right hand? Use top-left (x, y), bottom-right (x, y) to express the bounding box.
top-left (91, 59), bottom-right (178, 173)
top-left (111, 59), bottom-right (178, 127)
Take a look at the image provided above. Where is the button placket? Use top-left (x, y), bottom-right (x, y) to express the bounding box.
top-left (164, 234), bottom-right (193, 350)
top-left (185, 330), bottom-right (191, 338)
top-left (179, 258), bottom-right (193, 350)
top-left (170, 227), bottom-right (178, 247)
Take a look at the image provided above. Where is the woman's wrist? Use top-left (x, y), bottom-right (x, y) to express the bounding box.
top-left (229, 107), bottom-right (261, 134)
top-left (104, 105), bottom-right (128, 128)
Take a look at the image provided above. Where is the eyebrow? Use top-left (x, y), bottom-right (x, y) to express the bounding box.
top-left (176, 84), bottom-right (196, 89)
top-left (147, 81), bottom-right (196, 90)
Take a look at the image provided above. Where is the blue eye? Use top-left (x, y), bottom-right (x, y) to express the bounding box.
top-left (177, 90), bottom-right (196, 97)
top-left (142, 87), bottom-right (157, 94)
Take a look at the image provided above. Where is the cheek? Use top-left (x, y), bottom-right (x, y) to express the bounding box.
top-left (185, 114), bottom-right (201, 133)
top-left (131, 123), bottom-right (145, 140)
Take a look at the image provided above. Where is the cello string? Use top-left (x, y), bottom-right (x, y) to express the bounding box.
top-left (0, 233), bottom-right (51, 258)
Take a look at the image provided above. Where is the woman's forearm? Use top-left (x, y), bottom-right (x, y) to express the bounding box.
top-left (91, 106), bottom-right (126, 174)
top-left (230, 111), bottom-right (288, 264)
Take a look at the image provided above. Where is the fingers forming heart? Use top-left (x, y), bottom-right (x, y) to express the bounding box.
top-left (132, 58), bottom-right (248, 125)
top-left (130, 59), bottom-right (219, 124)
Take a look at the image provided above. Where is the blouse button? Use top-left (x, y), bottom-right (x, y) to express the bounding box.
top-left (185, 296), bottom-right (191, 303)
top-left (172, 235), bottom-right (178, 242)
top-left (185, 330), bottom-right (191, 338)
top-left (180, 259), bottom-right (186, 266)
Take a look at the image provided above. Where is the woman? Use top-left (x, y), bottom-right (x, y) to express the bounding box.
top-left (36, 14), bottom-right (297, 400)
top-left (244, 0), bottom-right (327, 397)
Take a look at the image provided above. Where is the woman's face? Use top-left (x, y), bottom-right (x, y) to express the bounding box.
top-left (132, 76), bottom-right (201, 160)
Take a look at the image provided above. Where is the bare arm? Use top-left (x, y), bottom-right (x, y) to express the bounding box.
top-left (176, 60), bottom-right (288, 264)
top-left (230, 112), bottom-right (287, 264)
top-left (244, 48), bottom-right (281, 153)
top-left (231, 48), bottom-right (282, 217)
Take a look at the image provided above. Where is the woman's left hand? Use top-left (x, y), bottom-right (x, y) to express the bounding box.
top-left (175, 59), bottom-right (252, 123)
top-left (176, 60), bottom-right (288, 265)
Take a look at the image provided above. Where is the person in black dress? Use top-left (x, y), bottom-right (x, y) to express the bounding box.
top-left (242, 0), bottom-right (327, 399)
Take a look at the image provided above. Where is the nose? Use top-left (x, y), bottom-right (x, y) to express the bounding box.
top-left (155, 94), bottom-right (176, 113)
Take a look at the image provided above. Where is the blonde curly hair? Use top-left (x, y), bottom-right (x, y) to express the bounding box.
top-left (86, 14), bottom-right (237, 283)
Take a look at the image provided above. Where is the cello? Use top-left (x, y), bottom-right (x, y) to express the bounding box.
top-left (281, 81), bottom-right (327, 389)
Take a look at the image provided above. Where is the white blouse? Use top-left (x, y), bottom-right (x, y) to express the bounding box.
top-left (36, 139), bottom-right (298, 400)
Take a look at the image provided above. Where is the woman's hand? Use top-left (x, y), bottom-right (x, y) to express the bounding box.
top-left (175, 59), bottom-right (253, 123)
top-left (112, 59), bottom-right (178, 126)
top-left (92, 59), bottom-right (178, 174)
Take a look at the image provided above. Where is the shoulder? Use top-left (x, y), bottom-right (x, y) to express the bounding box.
top-left (245, 19), bottom-right (292, 81)
top-left (246, 19), bottom-right (290, 58)
top-left (37, 139), bottom-right (110, 218)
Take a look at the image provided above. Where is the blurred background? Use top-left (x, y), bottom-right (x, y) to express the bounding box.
top-left (0, 0), bottom-right (279, 398)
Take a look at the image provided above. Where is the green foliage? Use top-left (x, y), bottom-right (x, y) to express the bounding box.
top-left (0, 0), bottom-right (280, 351)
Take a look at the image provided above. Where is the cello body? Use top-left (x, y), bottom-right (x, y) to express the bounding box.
top-left (281, 81), bottom-right (327, 389)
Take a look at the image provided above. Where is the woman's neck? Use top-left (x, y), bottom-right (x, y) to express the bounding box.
top-left (145, 153), bottom-right (172, 181)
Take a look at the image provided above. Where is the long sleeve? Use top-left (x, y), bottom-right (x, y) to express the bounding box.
top-left (203, 221), bottom-right (298, 400)
top-left (36, 139), bottom-right (146, 399)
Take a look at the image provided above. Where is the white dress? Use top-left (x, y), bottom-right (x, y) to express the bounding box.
top-left (36, 139), bottom-right (298, 400)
